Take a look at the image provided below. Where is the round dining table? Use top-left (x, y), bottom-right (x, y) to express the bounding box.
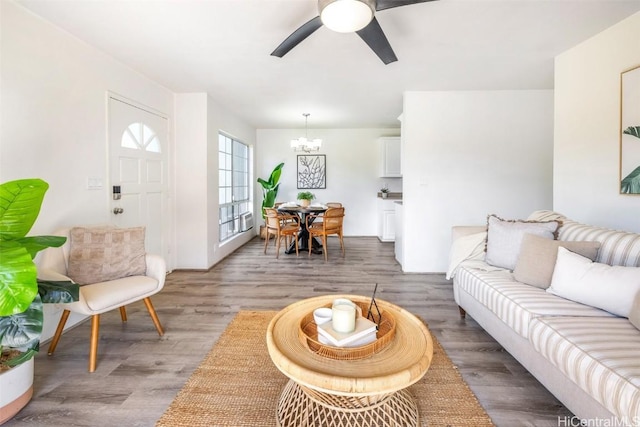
top-left (277, 205), bottom-right (327, 254)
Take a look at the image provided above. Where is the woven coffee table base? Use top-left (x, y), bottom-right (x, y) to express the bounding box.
top-left (276, 380), bottom-right (419, 427)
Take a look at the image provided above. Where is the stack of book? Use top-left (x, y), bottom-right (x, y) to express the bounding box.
top-left (317, 316), bottom-right (378, 348)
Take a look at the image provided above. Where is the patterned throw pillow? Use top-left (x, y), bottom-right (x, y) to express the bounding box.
top-left (485, 214), bottom-right (560, 271)
top-left (67, 226), bottom-right (146, 285)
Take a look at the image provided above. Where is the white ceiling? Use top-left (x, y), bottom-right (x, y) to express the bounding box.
top-left (16, 0), bottom-right (640, 129)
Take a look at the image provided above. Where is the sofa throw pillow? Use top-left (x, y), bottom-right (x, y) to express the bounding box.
top-left (630, 292), bottom-right (640, 331)
top-left (547, 247), bottom-right (640, 318)
top-left (513, 234), bottom-right (601, 289)
top-left (485, 215), bottom-right (560, 271)
top-left (67, 226), bottom-right (146, 285)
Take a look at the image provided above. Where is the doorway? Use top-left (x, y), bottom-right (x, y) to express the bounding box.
top-left (108, 94), bottom-right (170, 264)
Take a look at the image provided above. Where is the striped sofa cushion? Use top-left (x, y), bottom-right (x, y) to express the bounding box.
top-left (560, 221), bottom-right (640, 267)
top-left (528, 210), bottom-right (640, 267)
top-left (529, 316), bottom-right (640, 422)
top-left (456, 266), bottom-right (613, 338)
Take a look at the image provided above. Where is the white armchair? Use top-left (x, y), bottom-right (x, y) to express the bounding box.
top-left (38, 227), bottom-right (166, 372)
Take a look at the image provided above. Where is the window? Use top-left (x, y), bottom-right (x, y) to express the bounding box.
top-left (219, 133), bottom-right (251, 242)
top-left (121, 122), bottom-right (161, 153)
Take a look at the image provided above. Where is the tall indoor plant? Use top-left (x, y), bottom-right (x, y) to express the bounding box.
top-left (257, 162), bottom-right (284, 218)
top-left (0, 178), bottom-right (79, 423)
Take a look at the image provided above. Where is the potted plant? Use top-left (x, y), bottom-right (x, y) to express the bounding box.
top-left (0, 178), bottom-right (79, 424)
top-left (297, 191), bottom-right (315, 208)
top-left (380, 186), bottom-right (390, 199)
top-left (257, 163), bottom-right (285, 239)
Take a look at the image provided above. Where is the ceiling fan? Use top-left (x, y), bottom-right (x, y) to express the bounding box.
top-left (271, 0), bottom-right (438, 65)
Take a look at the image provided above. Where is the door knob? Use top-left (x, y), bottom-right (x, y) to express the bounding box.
top-left (113, 207), bottom-right (124, 214)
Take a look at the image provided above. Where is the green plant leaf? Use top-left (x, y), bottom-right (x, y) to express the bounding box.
top-left (257, 177), bottom-right (270, 189)
top-left (0, 178), bottom-right (48, 241)
top-left (621, 165), bottom-right (640, 194)
top-left (623, 126), bottom-right (640, 139)
top-left (297, 191), bottom-right (315, 200)
top-left (258, 163), bottom-right (284, 218)
top-left (268, 162), bottom-right (284, 186)
top-left (15, 235), bottom-right (66, 259)
top-left (0, 294), bottom-right (43, 349)
top-left (37, 280), bottom-right (79, 304)
top-left (0, 244), bottom-right (38, 316)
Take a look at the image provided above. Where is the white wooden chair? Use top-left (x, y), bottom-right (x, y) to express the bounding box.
top-left (38, 227), bottom-right (166, 372)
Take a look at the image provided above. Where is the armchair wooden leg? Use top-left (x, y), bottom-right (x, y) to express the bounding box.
top-left (47, 309), bottom-right (70, 356)
top-left (89, 314), bottom-right (100, 372)
top-left (119, 306), bottom-right (127, 322)
top-left (143, 297), bottom-right (164, 336)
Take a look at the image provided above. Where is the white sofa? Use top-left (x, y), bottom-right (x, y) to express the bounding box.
top-left (448, 211), bottom-right (640, 425)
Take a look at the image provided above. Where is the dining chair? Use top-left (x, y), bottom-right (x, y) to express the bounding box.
top-left (306, 207), bottom-right (345, 261)
top-left (313, 202), bottom-right (342, 226)
top-left (263, 208), bottom-right (300, 258)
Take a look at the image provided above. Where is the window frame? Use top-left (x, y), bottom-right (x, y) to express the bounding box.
top-left (218, 132), bottom-right (251, 242)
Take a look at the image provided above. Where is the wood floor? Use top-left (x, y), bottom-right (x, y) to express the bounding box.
top-left (6, 236), bottom-right (571, 427)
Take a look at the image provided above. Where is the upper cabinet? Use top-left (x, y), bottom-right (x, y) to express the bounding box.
top-left (379, 137), bottom-right (402, 177)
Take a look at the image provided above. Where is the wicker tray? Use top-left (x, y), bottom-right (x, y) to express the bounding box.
top-left (298, 301), bottom-right (396, 360)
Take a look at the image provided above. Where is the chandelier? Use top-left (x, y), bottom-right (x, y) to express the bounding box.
top-left (291, 113), bottom-right (322, 153)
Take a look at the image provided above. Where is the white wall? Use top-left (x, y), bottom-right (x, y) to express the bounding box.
top-left (205, 95), bottom-right (256, 267)
top-left (256, 128), bottom-right (400, 236)
top-left (174, 94), bottom-right (209, 268)
top-left (174, 93), bottom-right (256, 270)
top-left (1, 2), bottom-right (175, 339)
top-left (554, 12), bottom-right (640, 232)
top-left (0, 2), bottom-right (174, 235)
top-left (402, 90), bottom-right (554, 272)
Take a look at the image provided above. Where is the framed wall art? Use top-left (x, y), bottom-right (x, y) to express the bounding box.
top-left (297, 154), bottom-right (326, 189)
top-left (620, 64), bottom-right (640, 195)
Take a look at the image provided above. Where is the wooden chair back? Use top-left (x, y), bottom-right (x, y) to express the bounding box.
top-left (317, 207), bottom-right (344, 232)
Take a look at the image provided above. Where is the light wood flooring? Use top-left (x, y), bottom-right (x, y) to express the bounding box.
top-left (5, 236), bottom-right (571, 427)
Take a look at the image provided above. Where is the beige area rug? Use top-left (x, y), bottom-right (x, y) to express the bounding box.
top-left (156, 311), bottom-right (494, 427)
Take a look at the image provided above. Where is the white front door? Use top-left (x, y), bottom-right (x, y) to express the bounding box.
top-left (108, 94), bottom-right (169, 261)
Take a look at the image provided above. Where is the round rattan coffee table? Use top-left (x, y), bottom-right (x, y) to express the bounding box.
top-left (266, 294), bottom-right (433, 427)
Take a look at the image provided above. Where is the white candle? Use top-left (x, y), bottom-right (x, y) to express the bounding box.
top-left (332, 304), bottom-right (356, 333)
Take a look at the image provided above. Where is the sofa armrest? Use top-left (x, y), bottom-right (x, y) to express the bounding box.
top-left (447, 226), bottom-right (488, 280)
top-left (38, 268), bottom-right (74, 282)
top-left (145, 254), bottom-right (167, 291)
top-left (452, 225), bottom-right (487, 242)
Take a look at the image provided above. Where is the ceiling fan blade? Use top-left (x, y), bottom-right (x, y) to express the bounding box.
top-left (375, 0), bottom-right (438, 12)
top-left (356, 17), bottom-right (397, 65)
top-left (271, 16), bottom-right (323, 58)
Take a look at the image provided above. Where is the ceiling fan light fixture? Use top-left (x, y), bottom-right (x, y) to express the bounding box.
top-left (319, 0), bottom-right (375, 33)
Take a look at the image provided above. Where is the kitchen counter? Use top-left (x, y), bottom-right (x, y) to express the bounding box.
top-left (377, 192), bottom-right (402, 199)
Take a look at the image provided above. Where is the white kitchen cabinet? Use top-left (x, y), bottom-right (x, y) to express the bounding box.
top-left (377, 198), bottom-right (396, 242)
top-left (379, 137), bottom-right (401, 177)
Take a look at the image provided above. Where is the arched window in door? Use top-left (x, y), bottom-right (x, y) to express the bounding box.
top-left (121, 122), bottom-right (161, 153)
